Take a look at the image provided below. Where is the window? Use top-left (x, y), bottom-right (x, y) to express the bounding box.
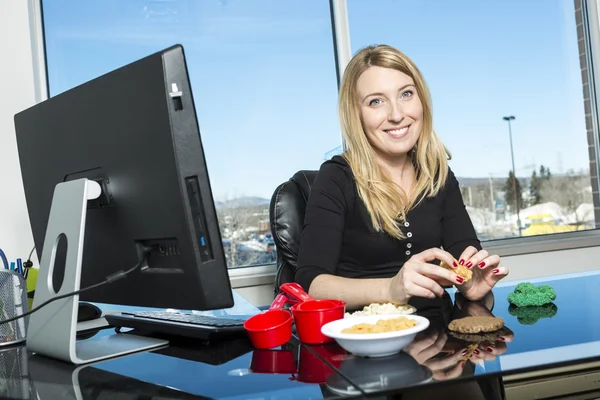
top-left (347, 0), bottom-right (596, 241)
top-left (42, 0), bottom-right (341, 268)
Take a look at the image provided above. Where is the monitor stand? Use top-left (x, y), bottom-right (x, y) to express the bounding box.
top-left (26, 178), bottom-right (168, 365)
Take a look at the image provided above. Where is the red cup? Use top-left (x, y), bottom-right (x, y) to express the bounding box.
top-left (249, 349), bottom-right (298, 374)
top-left (280, 283), bottom-right (346, 344)
top-left (244, 293), bottom-right (293, 349)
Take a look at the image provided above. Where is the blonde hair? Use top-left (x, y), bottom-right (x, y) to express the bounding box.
top-left (339, 44), bottom-right (450, 240)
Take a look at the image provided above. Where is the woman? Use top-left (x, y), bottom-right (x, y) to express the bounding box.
top-left (295, 44), bottom-right (508, 309)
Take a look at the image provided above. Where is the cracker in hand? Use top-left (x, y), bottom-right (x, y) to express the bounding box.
top-left (440, 259), bottom-right (473, 282)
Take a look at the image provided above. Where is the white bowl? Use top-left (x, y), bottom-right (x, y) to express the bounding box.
top-left (320, 314), bottom-right (429, 358)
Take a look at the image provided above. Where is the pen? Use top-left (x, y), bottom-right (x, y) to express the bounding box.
top-left (10, 262), bottom-right (15, 272)
top-left (0, 248), bottom-right (8, 270)
top-left (16, 259), bottom-right (23, 276)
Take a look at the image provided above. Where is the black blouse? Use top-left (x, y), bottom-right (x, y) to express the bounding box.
top-left (295, 155), bottom-right (481, 292)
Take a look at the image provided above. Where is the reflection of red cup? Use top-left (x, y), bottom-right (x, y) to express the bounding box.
top-left (249, 349), bottom-right (298, 374)
top-left (280, 283), bottom-right (346, 344)
top-left (298, 344), bottom-right (347, 384)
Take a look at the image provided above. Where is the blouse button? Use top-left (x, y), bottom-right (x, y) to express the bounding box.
top-left (405, 250), bottom-right (411, 256)
top-left (407, 232), bottom-right (413, 238)
top-left (404, 222), bottom-right (410, 227)
top-left (407, 243), bottom-right (412, 249)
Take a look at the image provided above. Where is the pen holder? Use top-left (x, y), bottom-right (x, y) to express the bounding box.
top-left (0, 270), bottom-right (29, 345)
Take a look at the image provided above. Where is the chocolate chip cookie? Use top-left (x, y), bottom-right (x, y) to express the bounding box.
top-left (449, 326), bottom-right (511, 342)
top-left (448, 316), bottom-right (504, 334)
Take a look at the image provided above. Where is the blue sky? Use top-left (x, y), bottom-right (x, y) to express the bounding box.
top-left (43, 0), bottom-right (588, 200)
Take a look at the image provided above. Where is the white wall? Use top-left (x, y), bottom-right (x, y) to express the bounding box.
top-left (502, 246), bottom-right (600, 282)
top-left (0, 1), bottom-right (39, 265)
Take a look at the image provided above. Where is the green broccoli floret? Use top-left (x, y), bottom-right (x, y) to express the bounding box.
top-left (508, 303), bottom-right (558, 325)
top-left (507, 282), bottom-right (556, 307)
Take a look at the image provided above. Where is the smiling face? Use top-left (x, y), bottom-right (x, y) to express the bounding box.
top-left (356, 66), bottom-right (423, 163)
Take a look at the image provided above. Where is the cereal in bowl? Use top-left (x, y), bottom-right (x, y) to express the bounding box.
top-left (344, 302), bottom-right (416, 318)
top-left (341, 316), bottom-right (417, 334)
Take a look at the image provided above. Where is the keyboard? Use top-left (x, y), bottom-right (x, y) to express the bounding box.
top-left (105, 311), bottom-right (248, 340)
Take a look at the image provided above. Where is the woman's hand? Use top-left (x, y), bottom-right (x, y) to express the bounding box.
top-left (388, 248), bottom-right (464, 304)
top-left (455, 246), bottom-right (509, 301)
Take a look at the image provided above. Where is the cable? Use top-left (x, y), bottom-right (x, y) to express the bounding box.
top-left (0, 248), bottom-right (152, 326)
top-left (23, 246), bottom-right (36, 269)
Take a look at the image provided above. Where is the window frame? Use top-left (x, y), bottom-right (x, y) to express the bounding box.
top-left (31, 0), bottom-right (600, 289)
top-left (238, 0), bottom-right (600, 286)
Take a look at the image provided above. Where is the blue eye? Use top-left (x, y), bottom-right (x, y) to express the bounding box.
top-left (401, 90), bottom-right (414, 99)
top-left (369, 98), bottom-right (382, 106)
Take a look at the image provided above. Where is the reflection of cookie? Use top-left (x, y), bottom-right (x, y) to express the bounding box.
top-left (440, 260), bottom-right (473, 282)
top-left (449, 326), bottom-right (510, 342)
top-left (448, 316), bottom-right (504, 334)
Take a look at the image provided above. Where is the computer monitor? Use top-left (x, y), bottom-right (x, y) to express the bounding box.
top-left (14, 45), bottom-right (233, 364)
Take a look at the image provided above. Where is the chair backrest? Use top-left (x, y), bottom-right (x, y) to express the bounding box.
top-left (269, 170), bottom-right (318, 294)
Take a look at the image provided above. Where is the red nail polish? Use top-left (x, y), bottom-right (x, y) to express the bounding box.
top-left (459, 259), bottom-right (464, 265)
top-left (486, 347), bottom-right (494, 353)
top-left (473, 349), bottom-right (480, 355)
top-left (493, 269), bottom-right (500, 274)
top-left (466, 262), bottom-right (473, 268)
top-left (498, 336), bottom-right (506, 341)
top-left (461, 350), bottom-right (468, 356)
top-left (453, 261), bottom-right (458, 267)
top-left (456, 276), bottom-right (464, 283)
top-left (478, 262), bottom-right (486, 268)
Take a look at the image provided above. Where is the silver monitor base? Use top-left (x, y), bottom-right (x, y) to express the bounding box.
top-left (75, 334), bottom-right (167, 363)
top-left (26, 179), bottom-right (167, 364)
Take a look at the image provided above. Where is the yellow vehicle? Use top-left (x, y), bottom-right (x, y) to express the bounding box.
top-left (522, 213), bottom-right (585, 236)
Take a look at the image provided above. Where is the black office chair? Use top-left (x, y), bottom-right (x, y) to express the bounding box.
top-left (269, 170), bottom-right (318, 295)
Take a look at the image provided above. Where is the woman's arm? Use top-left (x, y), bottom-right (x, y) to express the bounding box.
top-left (309, 247), bottom-right (462, 309)
top-left (308, 274), bottom-right (393, 309)
top-left (294, 160), bottom-right (350, 292)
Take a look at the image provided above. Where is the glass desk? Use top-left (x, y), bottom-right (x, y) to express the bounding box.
top-left (304, 270), bottom-right (600, 399)
top-left (5, 271), bottom-right (600, 399)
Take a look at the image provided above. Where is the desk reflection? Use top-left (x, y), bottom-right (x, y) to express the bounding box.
top-left (313, 294), bottom-right (508, 399)
top-left (27, 354), bottom-right (204, 400)
top-left (325, 351), bottom-right (431, 397)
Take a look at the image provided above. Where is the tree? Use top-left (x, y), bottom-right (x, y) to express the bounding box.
top-left (539, 171), bottom-right (593, 224)
top-left (529, 170), bottom-right (541, 206)
top-left (539, 165), bottom-right (551, 180)
top-left (504, 170), bottom-right (523, 213)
